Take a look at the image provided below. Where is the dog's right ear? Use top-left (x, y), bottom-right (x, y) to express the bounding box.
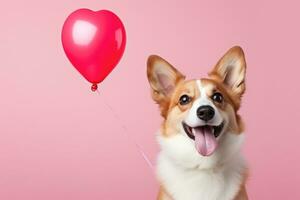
top-left (147, 55), bottom-right (185, 117)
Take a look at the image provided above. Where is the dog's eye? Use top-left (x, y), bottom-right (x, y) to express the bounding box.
top-left (179, 94), bottom-right (191, 105)
top-left (212, 92), bottom-right (223, 103)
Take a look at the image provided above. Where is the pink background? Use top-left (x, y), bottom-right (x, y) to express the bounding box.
top-left (1, 0), bottom-right (299, 199)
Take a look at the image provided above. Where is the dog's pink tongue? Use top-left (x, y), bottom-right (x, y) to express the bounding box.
top-left (194, 127), bottom-right (218, 156)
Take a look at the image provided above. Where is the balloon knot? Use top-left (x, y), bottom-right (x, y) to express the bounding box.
top-left (91, 84), bottom-right (98, 92)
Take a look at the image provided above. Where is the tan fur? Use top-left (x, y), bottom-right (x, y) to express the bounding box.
top-left (161, 81), bottom-right (199, 137)
top-left (157, 186), bottom-right (173, 200)
top-left (171, 81), bottom-right (199, 113)
top-left (234, 185), bottom-right (248, 200)
top-left (158, 185), bottom-right (248, 200)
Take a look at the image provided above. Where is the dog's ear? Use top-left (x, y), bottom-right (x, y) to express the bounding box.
top-left (147, 55), bottom-right (185, 117)
top-left (209, 46), bottom-right (246, 97)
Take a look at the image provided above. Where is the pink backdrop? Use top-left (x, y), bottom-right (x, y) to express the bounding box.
top-left (1, 0), bottom-right (300, 199)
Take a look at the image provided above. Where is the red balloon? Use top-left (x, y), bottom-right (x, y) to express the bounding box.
top-left (61, 9), bottom-right (126, 91)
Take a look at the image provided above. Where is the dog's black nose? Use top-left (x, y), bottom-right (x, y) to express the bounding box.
top-left (197, 105), bottom-right (215, 121)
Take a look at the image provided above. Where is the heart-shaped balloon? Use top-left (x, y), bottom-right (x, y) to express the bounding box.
top-left (61, 9), bottom-right (126, 91)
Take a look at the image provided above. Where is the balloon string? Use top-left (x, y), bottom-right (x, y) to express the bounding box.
top-left (96, 90), bottom-right (154, 171)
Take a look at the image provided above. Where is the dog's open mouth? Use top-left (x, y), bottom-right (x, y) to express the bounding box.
top-left (182, 122), bottom-right (224, 156)
top-left (182, 122), bottom-right (224, 140)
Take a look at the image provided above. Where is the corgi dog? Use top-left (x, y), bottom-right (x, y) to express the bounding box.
top-left (147, 46), bottom-right (248, 200)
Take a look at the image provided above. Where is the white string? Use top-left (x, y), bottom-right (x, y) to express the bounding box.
top-left (96, 89), bottom-right (154, 171)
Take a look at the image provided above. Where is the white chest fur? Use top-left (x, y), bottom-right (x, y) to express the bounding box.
top-left (156, 133), bottom-right (246, 200)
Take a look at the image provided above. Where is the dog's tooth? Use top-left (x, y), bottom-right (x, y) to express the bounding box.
top-left (191, 128), bottom-right (196, 135)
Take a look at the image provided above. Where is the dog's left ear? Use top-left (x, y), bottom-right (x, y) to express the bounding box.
top-left (209, 46), bottom-right (246, 97)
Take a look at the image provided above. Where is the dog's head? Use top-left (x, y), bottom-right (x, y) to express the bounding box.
top-left (147, 46), bottom-right (246, 167)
